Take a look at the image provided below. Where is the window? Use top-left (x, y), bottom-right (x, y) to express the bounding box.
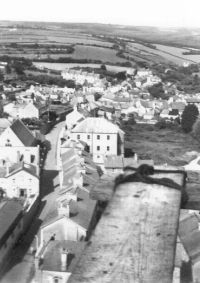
top-left (5, 139), bottom-right (11, 147)
top-left (107, 146), bottom-right (110, 151)
top-left (107, 135), bottom-right (110, 140)
top-left (77, 134), bottom-right (80, 140)
top-left (87, 135), bottom-right (90, 140)
top-left (97, 135), bottom-right (100, 140)
top-left (97, 146), bottom-right (100, 151)
top-left (31, 155), bottom-right (35, 163)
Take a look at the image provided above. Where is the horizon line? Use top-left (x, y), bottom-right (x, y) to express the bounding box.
top-left (0, 19), bottom-right (199, 30)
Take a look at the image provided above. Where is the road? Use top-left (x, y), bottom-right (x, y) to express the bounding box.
top-left (0, 121), bottom-right (65, 283)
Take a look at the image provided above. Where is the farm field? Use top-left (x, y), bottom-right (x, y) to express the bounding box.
top-left (1, 22), bottom-right (200, 67)
top-left (33, 62), bottom-right (135, 73)
top-left (123, 123), bottom-right (200, 166)
top-left (155, 44), bottom-right (200, 63)
top-left (69, 45), bottom-right (126, 63)
top-left (127, 42), bottom-right (196, 65)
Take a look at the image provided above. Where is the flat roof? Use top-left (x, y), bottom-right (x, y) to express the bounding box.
top-left (68, 169), bottom-right (184, 283)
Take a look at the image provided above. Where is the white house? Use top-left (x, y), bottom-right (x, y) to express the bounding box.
top-left (4, 102), bottom-right (39, 119)
top-left (70, 117), bottom-right (124, 164)
top-left (0, 162), bottom-right (39, 199)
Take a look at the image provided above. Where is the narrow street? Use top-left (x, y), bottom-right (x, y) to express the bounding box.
top-left (0, 121), bottom-right (65, 283)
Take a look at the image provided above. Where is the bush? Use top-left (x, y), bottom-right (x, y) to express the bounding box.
top-left (181, 104), bottom-right (199, 133)
top-left (155, 119), bottom-right (167, 129)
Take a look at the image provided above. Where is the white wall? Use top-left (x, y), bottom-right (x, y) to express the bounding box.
top-left (0, 170), bottom-right (39, 198)
top-left (0, 146), bottom-right (40, 166)
top-left (70, 132), bottom-right (118, 162)
top-left (0, 128), bottom-right (24, 147)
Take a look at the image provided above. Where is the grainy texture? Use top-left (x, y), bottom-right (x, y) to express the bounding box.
top-left (90, 170), bottom-right (200, 211)
top-left (69, 171), bottom-right (184, 283)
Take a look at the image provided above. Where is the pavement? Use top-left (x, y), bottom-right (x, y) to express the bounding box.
top-left (0, 121), bottom-right (65, 283)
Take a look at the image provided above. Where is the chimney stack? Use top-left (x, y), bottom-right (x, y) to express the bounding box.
top-left (61, 248), bottom-right (68, 271)
top-left (57, 199), bottom-right (70, 217)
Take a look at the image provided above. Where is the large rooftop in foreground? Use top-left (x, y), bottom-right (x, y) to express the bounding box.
top-left (68, 169), bottom-right (184, 283)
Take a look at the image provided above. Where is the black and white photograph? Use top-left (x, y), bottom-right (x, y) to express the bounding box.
top-left (0, 0), bottom-right (200, 282)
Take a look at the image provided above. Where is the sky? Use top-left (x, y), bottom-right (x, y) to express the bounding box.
top-left (1, 0), bottom-right (200, 28)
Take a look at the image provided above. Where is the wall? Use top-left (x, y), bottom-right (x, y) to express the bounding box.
top-left (0, 128), bottom-right (24, 147)
top-left (5, 170), bottom-right (39, 198)
top-left (37, 218), bottom-right (86, 255)
top-left (23, 195), bottom-right (40, 234)
top-left (70, 132), bottom-right (118, 162)
top-left (0, 146), bottom-right (40, 167)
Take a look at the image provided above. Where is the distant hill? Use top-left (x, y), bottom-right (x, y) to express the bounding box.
top-left (1, 21), bottom-right (200, 48)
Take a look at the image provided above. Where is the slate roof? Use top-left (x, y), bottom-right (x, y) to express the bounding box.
top-left (7, 162), bottom-right (38, 178)
top-left (104, 156), bottom-right (154, 169)
top-left (71, 117), bottom-right (123, 134)
top-left (69, 191), bottom-right (97, 230)
top-left (10, 119), bottom-right (37, 146)
top-left (41, 240), bottom-right (86, 272)
top-left (179, 212), bottom-right (200, 263)
top-left (0, 200), bottom-right (23, 248)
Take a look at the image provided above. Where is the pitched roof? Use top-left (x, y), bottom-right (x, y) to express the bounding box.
top-left (104, 156), bottom-right (154, 169)
top-left (171, 102), bottom-right (186, 111)
top-left (10, 119), bottom-right (37, 146)
top-left (69, 191), bottom-right (97, 230)
top-left (71, 117), bottom-right (123, 134)
top-left (41, 240), bottom-right (86, 272)
top-left (7, 162), bottom-right (38, 178)
top-left (0, 200), bottom-right (23, 248)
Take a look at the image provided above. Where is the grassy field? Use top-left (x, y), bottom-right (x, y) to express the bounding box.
top-left (70, 45), bottom-right (126, 63)
top-left (123, 123), bottom-right (200, 166)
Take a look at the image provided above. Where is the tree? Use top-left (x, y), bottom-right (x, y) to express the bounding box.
top-left (148, 83), bottom-right (166, 99)
top-left (181, 104), bottom-right (199, 133)
top-left (100, 64), bottom-right (107, 71)
top-left (0, 71), bottom-right (4, 81)
top-left (115, 71), bottom-right (126, 81)
top-left (0, 100), bottom-right (3, 118)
